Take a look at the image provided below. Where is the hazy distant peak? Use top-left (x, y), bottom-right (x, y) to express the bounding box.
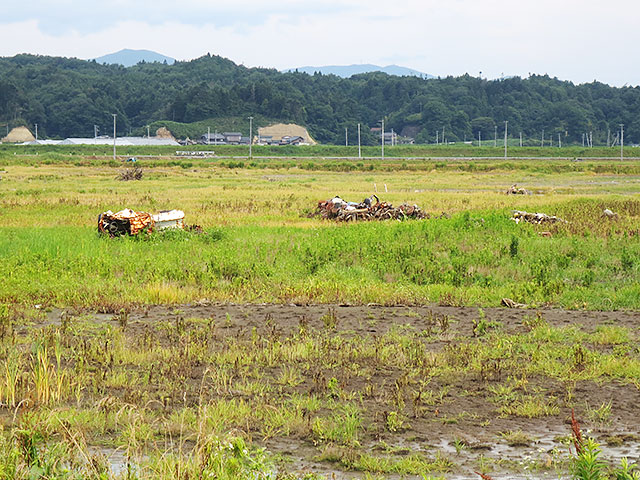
top-left (284, 64), bottom-right (433, 78)
top-left (93, 49), bottom-right (175, 67)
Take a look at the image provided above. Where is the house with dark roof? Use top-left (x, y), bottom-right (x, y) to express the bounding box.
top-left (200, 133), bottom-right (226, 144)
top-left (280, 135), bottom-right (305, 146)
top-left (256, 135), bottom-right (273, 145)
top-left (223, 132), bottom-right (242, 144)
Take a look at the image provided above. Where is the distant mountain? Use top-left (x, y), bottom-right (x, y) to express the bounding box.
top-left (284, 64), bottom-right (433, 78)
top-left (93, 49), bottom-right (175, 67)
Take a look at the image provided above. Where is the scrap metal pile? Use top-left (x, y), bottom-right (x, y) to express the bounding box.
top-left (98, 208), bottom-right (185, 237)
top-left (511, 210), bottom-right (567, 225)
top-left (313, 195), bottom-right (428, 222)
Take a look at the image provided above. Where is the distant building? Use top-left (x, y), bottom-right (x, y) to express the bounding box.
top-left (280, 135), bottom-right (305, 146)
top-left (223, 132), bottom-right (242, 144)
top-left (26, 140), bottom-right (63, 145)
top-left (382, 131), bottom-right (398, 145)
top-left (58, 136), bottom-right (179, 146)
top-left (200, 132), bottom-right (246, 145)
top-left (256, 135), bottom-right (274, 145)
top-left (200, 133), bottom-right (226, 144)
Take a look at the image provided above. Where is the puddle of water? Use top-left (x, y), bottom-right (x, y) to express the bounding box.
top-left (87, 447), bottom-right (132, 476)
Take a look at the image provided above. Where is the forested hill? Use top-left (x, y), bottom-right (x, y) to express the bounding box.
top-left (1, 53), bottom-right (639, 144)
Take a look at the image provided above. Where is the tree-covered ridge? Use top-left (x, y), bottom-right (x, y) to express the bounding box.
top-left (1, 53), bottom-right (639, 144)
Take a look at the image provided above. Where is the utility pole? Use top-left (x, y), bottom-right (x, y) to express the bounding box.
top-left (607, 128), bottom-right (610, 147)
top-left (478, 131), bottom-right (481, 147)
top-left (494, 125), bottom-right (497, 147)
top-left (381, 118), bottom-right (385, 160)
top-left (620, 124), bottom-right (624, 161)
top-left (504, 121), bottom-right (508, 159)
top-left (207, 126), bottom-right (210, 145)
top-left (582, 133), bottom-right (585, 147)
top-left (520, 132), bottom-right (523, 147)
top-left (357, 123), bottom-right (361, 158)
top-left (590, 131), bottom-right (593, 148)
top-left (146, 125), bottom-right (150, 139)
top-left (112, 114), bottom-right (117, 161)
top-left (248, 116), bottom-right (253, 159)
top-left (558, 133), bottom-right (561, 148)
top-left (541, 128), bottom-right (544, 147)
top-left (35, 123), bottom-right (38, 141)
top-left (442, 126), bottom-right (445, 145)
top-left (436, 130), bottom-right (438, 145)
top-left (94, 125), bottom-right (98, 140)
top-left (345, 127), bottom-right (348, 147)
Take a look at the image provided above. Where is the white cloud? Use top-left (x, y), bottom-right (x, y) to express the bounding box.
top-left (1, 0), bottom-right (639, 86)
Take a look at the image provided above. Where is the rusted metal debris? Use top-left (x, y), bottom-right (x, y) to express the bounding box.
top-left (98, 208), bottom-right (185, 237)
top-left (505, 184), bottom-right (531, 195)
top-left (511, 210), bottom-right (567, 225)
top-left (312, 195), bottom-right (429, 222)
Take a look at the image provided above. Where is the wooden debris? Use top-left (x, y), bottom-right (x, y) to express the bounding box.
top-left (117, 165), bottom-right (143, 181)
top-left (501, 298), bottom-right (527, 308)
top-left (312, 195), bottom-right (429, 222)
top-left (511, 210), bottom-right (567, 225)
top-left (506, 184), bottom-right (531, 195)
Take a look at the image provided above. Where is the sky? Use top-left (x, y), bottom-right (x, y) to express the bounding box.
top-left (1, 0), bottom-right (638, 86)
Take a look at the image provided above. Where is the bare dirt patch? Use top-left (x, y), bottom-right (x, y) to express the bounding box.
top-left (42, 303), bottom-right (640, 478)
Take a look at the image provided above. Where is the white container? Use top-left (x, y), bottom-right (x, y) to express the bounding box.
top-left (152, 210), bottom-right (185, 230)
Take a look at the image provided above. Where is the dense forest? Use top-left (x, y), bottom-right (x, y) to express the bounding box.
top-left (1, 53), bottom-right (640, 145)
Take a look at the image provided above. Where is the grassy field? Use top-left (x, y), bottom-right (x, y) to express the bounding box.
top-left (1, 151), bottom-right (639, 479)
top-left (2, 143), bottom-right (640, 161)
top-left (1, 156), bottom-right (639, 310)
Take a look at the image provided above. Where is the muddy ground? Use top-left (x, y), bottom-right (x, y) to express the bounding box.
top-left (43, 303), bottom-right (640, 479)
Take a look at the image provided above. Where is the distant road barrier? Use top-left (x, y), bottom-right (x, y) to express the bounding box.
top-left (175, 151), bottom-right (216, 157)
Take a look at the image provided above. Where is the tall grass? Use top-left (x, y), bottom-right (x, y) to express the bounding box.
top-left (0, 205), bottom-right (638, 309)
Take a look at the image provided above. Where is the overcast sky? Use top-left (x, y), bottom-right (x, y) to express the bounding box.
top-left (1, 0), bottom-right (638, 86)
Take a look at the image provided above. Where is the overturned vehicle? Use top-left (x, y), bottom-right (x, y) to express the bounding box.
top-left (98, 209), bottom-right (185, 237)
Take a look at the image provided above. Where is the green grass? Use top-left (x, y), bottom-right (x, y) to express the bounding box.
top-left (1, 158), bottom-right (640, 309)
top-left (3, 143), bottom-right (640, 164)
top-left (2, 153), bottom-right (640, 478)
top-left (1, 207), bottom-right (639, 309)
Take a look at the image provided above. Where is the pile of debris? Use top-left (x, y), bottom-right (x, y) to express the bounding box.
top-left (505, 184), bottom-right (531, 195)
top-left (511, 210), bottom-right (567, 225)
top-left (312, 195), bottom-right (429, 222)
top-left (117, 165), bottom-right (143, 181)
top-left (98, 209), bottom-right (186, 237)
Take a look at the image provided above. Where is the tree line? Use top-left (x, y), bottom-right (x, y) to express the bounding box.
top-left (1, 53), bottom-right (639, 145)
